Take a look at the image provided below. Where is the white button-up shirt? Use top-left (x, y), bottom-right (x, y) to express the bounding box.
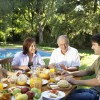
top-left (12, 52), bottom-right (45, 67)
top-left (49, 46), bottom-right (80, 68)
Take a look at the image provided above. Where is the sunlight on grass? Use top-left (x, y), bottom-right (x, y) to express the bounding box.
top-left (0, 43), bottom-right (22, 48)
top-left (78, 54), bottom-right (98, 89)
top-left (80, 55), bottom-right (99, 69)
top-left (37, 46), bottom-right (55, 52)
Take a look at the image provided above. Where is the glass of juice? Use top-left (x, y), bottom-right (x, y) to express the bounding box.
top-left (49, 68), bottom-right (56, 83)
top-left (30, 76), bottom-right (42, 91)
top-left (50, 77), bottom-right (56, 83)
top-left (30, 77), bottom-right (34, 88)
top-left (0, 81), bottom-right (3, 90)
top-left (30, 71), bottom-right (37, 88)
top-left (34, 77), bottom-right (42, 91)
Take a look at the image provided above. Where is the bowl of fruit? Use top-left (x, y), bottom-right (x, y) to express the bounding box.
top-left (9, 86), bottom-right (41, 100)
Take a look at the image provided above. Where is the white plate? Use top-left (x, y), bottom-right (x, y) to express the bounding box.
top-left (27, 79), bottom-right (48, 85)
top-left (55, 77), bottom-right (60, 81)
top-left (42, 90), bottom-right (65, 100)
top-left (3, 83), bottom-right (8, 88)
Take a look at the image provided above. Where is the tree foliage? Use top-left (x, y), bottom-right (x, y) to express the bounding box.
top-left (0, 0), bottom-right (100, 48)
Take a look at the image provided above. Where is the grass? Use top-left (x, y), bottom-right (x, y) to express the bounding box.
top-left (0, 43), bottom-right (22, 48)
top-left (37, 45), bottom-right (55, 52)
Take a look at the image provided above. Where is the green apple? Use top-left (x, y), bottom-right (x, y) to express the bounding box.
top-left (15, 93), bottom-right (22, 98)
top-left (31, 88), bottom-right (41, 93)
top-left (31, 88), bottom-right (41, 99)
top-left (33, 97), bottom-right (38, 100)
top-left (35, 92), bottom-right (41, 99)
top-left (15, 94), bottom-right (28, 100)
top-left (13, 88), bottom-right (21, 96)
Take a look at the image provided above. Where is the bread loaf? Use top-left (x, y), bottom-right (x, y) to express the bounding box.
top-left (57, 80), bottom-right (69, 88)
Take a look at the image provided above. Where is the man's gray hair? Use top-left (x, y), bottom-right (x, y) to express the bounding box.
top-left (57, 35), bottom-right (69, 44)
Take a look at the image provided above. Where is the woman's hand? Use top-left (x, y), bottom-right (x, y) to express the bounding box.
top-left (19, 66), bottom-right (30, 71)
top-left (15, 71), bottom-right (23, 76)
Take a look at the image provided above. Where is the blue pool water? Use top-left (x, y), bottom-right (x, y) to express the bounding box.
top-left (0, 48), bottom-right (51, 59)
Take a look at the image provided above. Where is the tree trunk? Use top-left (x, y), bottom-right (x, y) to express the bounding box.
top-left (92, 27), bottom-right (98, 35)
top-left (4, 33), bottom-right (7, 44)
top-left (93, 0), bottom-right (97, 13)
top-left (39, 25), bottom-right (44, 43)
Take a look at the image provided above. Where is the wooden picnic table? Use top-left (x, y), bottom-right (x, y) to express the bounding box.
top-left (2, 76), bottom-right (80, 100)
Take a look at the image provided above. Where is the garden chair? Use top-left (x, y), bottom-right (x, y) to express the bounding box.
top-left (0, 57), bottom-right (13, 71)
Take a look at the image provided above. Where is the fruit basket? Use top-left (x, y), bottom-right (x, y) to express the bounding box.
top-left (8, 86), bottom-right (41, 100)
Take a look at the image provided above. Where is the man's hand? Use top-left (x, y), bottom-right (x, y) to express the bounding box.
top-left (48, 64), bottom-right (55, 69)
top-left (65, 76), bottom-right (77, 85)
top-left (61, 70), bottom-right (71, 76)
top-left (59, 64), bottom-right (66, 70)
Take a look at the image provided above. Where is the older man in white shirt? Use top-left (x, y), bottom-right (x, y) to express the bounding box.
top-left (49, 35), bottom-right (80, 71)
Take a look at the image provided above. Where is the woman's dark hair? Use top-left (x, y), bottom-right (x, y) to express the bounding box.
top-left (91, 34), bottom-right (100, 45)
top-left (23, 37), bottom-right (36, 54)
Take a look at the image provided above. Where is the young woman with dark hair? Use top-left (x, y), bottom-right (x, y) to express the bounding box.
top-left (12, 37), bottom-right (45, 71)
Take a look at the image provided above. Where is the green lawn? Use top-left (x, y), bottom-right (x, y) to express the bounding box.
top-left (0, 43), bottom-right (22, 48)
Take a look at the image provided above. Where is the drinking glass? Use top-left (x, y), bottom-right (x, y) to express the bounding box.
top-left (34, 77), bottom-right (42, 91)
top-left (30, 76), bottom-right (42, 91)
top-left (0, 80), bottom-right (3, 90)
top-left (49, 69), bottom-right (56, 83)
top-left (30, 77), bottom-right (34, 88)
top-left (31, 65), bottom-right (37, 73)
top-left (30, 65), bottom-right (38, 88)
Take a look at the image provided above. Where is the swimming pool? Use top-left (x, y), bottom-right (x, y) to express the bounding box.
top-left (0, 48), bottom-right (51, 59)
